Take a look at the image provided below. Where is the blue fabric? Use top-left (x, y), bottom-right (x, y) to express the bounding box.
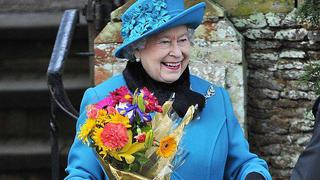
top-left (65, 74), bottom-right (272, 180)
top-left (114, 0), bottom-right (205, 58)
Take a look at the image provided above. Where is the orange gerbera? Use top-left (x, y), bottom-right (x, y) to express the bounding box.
top-left (156, 136), bottom-right (177, 158)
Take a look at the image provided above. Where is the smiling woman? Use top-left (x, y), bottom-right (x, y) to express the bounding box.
top-left (135, 26), bottom-right (190, 83)
top-left (65, 0), bottom-right (272, 179)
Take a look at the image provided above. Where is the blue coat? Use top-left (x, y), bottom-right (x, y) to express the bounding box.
top-left (65, 74), bottom-right (272, 180)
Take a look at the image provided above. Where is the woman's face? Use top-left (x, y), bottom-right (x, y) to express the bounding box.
top-left (135, 25), bottom-right (190, 83)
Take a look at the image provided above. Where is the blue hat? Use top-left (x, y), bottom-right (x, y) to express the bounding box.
top-left (114, 0), bottom-right (206, 58)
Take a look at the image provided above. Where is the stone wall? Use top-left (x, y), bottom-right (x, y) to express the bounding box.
top-left (191, 19), bottom-right (247, 130)
top-left (215, 0), bottom-right (296, 16)
top-left (231, 10), bottom-right (320, 179)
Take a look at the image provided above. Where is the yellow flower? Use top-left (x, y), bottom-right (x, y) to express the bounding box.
top-left (92, 127), bottom-right (104, 149)
top-left (109, 112), bottom-right (131, 128)
top-left (78, 118), bottom-right (96, 144)
top-left (95, 110), bottom-right (131, 128)
top-left (156, 136), bottom-right (177, 158)
top-left (124, 94), bottom-right (132, 100)
top-left (96, 109), bottom-right (110, 125)
top-left (91, 127), bottom-right (109, 158)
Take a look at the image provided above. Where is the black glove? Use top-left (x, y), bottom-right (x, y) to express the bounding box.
top-left (245, 172), bottom-right (265, 180)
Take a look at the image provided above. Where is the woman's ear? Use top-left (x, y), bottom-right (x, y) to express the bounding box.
top-left (134, 49), bottom-right (140, 59)
top-left (134, 49), bottom-right (141, 62)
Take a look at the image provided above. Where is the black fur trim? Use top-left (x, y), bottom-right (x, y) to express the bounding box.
top-left (122, 61), bottom-right (205, 117)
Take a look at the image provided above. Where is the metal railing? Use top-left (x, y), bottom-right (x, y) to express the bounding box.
top-left (46, 1), bottom-right (126, 179)
top-left (47, 9), bottom-right (80, 180)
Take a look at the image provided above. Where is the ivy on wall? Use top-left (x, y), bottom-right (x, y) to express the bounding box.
top-left (297, 0), bottom-right (320, 28)
top-left (300, 61), bottom-right (320, 95)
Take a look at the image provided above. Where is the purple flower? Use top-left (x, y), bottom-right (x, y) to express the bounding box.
top-left (118, 104), bottom-right (152, 124)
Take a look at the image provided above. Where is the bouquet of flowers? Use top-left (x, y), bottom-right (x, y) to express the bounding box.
top-left (78, 86), bottom-right (196, 180)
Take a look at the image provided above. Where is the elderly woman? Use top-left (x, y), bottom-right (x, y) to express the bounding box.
top-left (65, 0), bottom-right (271, 179)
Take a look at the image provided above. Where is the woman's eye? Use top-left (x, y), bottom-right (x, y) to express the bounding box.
top-left (178, 38), bottom-right (188, 42)
top-left (160, 40), bottom-right (170, 44)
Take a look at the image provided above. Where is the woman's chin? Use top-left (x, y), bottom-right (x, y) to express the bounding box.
top-left (159, 74), bottom-right (181, 83)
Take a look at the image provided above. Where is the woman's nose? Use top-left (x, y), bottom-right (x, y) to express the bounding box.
top-left (170, 41), bottom-right (183, 57)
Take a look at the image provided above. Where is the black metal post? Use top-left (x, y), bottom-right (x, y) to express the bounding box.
top-left (47, 9), bottom-right (80, 179)
top-left (49, 96), bottom-right (59, 180)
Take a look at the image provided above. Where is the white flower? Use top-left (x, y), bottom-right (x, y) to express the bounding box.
top-left (116, 102), bottom-right (134, 119)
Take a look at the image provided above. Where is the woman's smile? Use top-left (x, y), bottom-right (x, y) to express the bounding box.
top-left (161, 61), bottom-right (182, 71)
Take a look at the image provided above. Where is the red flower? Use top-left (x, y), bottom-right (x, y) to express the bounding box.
top-left (134, 132), bottom-right (146, 143)
top-left (101, 123), bottom-right (129, 149)
top-left (140, 87), bottom-right (162, 113)
top-left (111, 86), bottom-right (132, 104)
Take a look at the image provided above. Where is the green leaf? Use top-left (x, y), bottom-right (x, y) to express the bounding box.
top-left (137, 94), bottom-right (146, 112)
top-left (134, 152), bottom-right (149, 166)
top-left (132, 89), bottom-right (139, 104)
top-left (140, 125), bottom-right (152, 133)
top-left (300, 61), bottom-right (320, 95)
top-left (145, 130), bottom-right (154, 148)
top-left (128, 162), bottom-right (140, 172)
top-left (297, 0), bottom-right (320, 28)
top-left (135, 115), bottom-right (141, 126)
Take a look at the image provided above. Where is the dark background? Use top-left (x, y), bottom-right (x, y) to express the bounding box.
top-left (0, 0), bottom-right (90, 179)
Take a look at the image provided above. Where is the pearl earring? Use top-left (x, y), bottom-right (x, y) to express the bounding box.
top-left (136, 57), bottom-right (141, 62)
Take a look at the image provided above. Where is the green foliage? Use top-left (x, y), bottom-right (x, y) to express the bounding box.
top-left (137, 94), bottom-right (146, 112)
top-left (297, 0), bottom-right (320, 28)
top-left (300, 61), bottom-right (320, 95)
top-left (134, 152), bottom-right (149, 166)
top-left (127, 152), bottom-right (149, 172)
